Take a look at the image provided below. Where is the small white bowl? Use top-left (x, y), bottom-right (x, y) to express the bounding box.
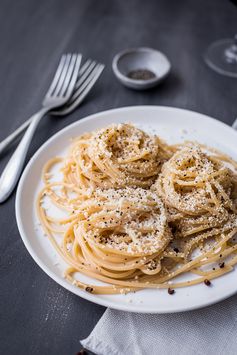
top-left (112, 47), bottom-right (171, 90)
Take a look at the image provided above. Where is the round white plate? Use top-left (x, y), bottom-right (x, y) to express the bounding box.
top-left (16, 106), bottom-right (237, 313)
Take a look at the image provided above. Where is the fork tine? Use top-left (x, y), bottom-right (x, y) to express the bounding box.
top-left (53, 54), bottom-right (72, 96)
top-left (78, 59), bottom-right (92, 77)
top-left (63, 54), bottom-right (82, 97)
top-left (67, 64), bottom-right (104, 111)
top-left (45, 54), bottom-right (67, 97)
top-left (69, 63), bottom-right (103, 103)
top-left (58, 53), bottom-right (77, 96)
top-left (70, 64), bottom-right (104, 105)
top-left (56, 64), bottom-right (104, 115)
top-left (74, 61), bottom-right (97, 91)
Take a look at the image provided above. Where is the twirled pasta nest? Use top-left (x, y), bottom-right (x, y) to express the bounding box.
top-left (75, 188), bottom-right (170, 255)
top-left (38, 183), bottom-right (171, 293)
top-left (155, 145), bottom-right (237, 214)
top-left (62, 123), bottom-right (172, 189)
top-left (153, 144), bottom-right (237, 259)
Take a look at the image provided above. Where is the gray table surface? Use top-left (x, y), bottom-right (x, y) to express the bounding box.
top-left (0, 0), bottom-right (236, 354)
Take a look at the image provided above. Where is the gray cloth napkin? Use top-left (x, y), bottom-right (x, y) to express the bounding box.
top-left (81, 295), bottom-right (237, 355)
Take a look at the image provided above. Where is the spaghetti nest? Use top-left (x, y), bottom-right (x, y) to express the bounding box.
top-left (38, 183), bottom-right (171, 294)
top-left (62, 123), bottom-right (171, 189)
top-left (154, 144), bottom-right (237, 263)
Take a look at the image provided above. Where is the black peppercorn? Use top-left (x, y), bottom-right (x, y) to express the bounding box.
top-left (219, 262), bottom-right (225, 269)
top-left (168, 288), bottom-right (175, 295)
top-left (204, 279), bottom-right (211, 286)
top-left (85, 286), bottom-right (94, 293)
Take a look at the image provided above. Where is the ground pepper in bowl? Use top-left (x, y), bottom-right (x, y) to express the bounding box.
top-left (127, 68), bottom-right (156, 80)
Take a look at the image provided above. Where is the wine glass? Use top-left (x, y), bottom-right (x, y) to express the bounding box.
top-left (204, 34), bottom-right (237, 77)
top-left (204, 0), bottom-right (237, 77)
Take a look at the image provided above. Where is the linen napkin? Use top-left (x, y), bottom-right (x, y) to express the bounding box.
top-left (81, 294), bottom-right (237, 355)
top-left (81, 120), bottom-right (237, 355)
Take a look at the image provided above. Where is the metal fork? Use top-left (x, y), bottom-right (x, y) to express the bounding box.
top-left (0, 53), bottom-right (81, 203)
top-left (0, 59), bottom-right (104, 155)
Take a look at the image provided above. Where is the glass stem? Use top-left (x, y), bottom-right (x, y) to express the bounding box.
top-left (224, 34), bottom-right (237, 63)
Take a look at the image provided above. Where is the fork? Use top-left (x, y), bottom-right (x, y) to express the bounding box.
top-left (0, 53), bottom-right (81, 203)
top-left (0, 59), bottom-right (104, 155)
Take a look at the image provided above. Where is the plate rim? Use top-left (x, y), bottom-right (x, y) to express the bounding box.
top-left (15, 105), bottom-right (237, 313)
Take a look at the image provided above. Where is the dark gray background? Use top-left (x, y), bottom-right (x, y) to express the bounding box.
top-left (0, 0), bottom-right (236, 354)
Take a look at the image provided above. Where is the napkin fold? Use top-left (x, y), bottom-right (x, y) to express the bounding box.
top-left (81, 295), bottom-right (237, 355)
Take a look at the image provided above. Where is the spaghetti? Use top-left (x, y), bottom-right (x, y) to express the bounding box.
top-left (37, 124), bottom-right (237, 294)
top-left (62, 123), bottom-right (172, 189)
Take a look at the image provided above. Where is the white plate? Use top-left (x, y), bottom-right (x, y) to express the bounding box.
top-left (16, 106), bottom-right (237, 313)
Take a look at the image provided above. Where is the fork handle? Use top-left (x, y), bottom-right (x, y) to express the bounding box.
top-left (0, 107), bottom-right (48, 203)
top-left (0, 117), bottom-right (33, 155)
